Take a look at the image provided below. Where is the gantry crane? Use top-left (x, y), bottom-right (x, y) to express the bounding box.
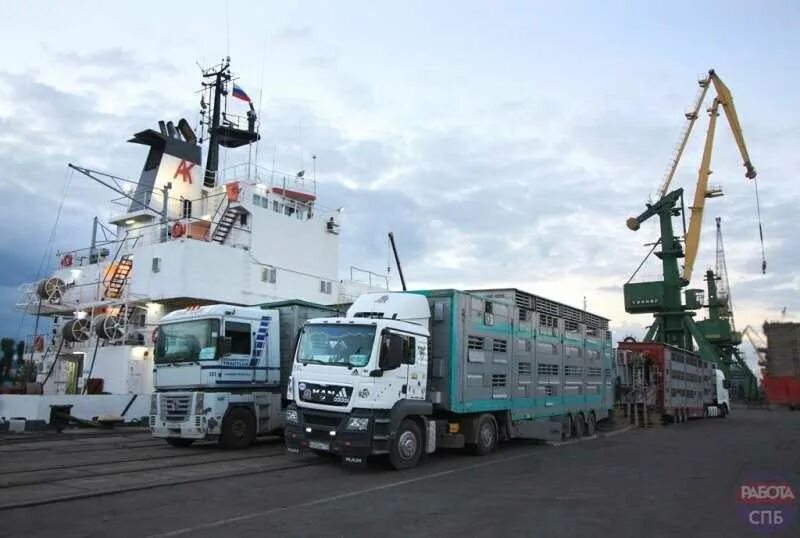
top-left (624, 69), bottom-right (766, 385)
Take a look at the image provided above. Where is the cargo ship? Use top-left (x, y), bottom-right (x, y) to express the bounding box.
top-left (2, 58), bottom-right (385, 426)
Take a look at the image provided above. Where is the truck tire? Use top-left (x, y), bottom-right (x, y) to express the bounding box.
top-left (389, 419), bottom-right (423, 470)
top-left (586, 412), bottom-right (597, 436)
top-left (574, 413), bottom-right (586, 438)
top-left (166, 438), bottom-right (195, 448)
top-left (721, 404), bottom-right (729, 418)
top-left (220, 407), bottom-right (255, 449)
top-left (567, 413), bottom-right (579, 439)
top-left (468, 414), bottom-right (498, 456)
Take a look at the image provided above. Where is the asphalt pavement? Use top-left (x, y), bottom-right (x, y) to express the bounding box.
top-left (1, 407), bottom-right (798, 538)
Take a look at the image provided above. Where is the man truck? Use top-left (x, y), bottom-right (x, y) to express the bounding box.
top-left (150, 300), bottom-right (340, 448)
top-left (284, 288), bottom-right (615, 469)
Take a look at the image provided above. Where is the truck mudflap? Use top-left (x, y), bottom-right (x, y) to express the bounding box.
top-left (285, 405), bottom-right (380, 463)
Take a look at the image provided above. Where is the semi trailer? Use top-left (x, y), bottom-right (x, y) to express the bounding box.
top-left (285, 288), bottom-right (615, 469)
top-left (150, 300), bottom-right (340, 447)
top-left (616, 340), bottom-right (730, 424)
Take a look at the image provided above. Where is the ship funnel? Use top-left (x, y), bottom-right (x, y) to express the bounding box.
top-left (127, 121), bottom-right (201, 212)
top-left (178, 118), bottom-right (197, 144)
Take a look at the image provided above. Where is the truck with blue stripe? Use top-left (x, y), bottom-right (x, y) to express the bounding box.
top-left (150, 301), bottom-right (340, 448)
top-left (285, 289), bottom-right (614, 469)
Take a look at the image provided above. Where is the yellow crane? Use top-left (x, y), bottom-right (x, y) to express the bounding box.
top-left (653, 69), bottom-right (765, 282)
top-left (742, 324), bottom-right (767, 368)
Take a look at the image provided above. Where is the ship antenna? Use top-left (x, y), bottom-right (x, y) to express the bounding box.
top-left (270, 146), bottom-right (276, 184)
top-left (225, 0), bottom-right (231, 57)
top-left (312, 154), bottom-right (317, 186)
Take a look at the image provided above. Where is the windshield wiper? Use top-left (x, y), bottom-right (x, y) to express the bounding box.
top-left (300, 358), bottom-right (328, 366)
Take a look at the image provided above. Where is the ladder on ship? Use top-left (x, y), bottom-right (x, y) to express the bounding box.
top-left (105, 255), bottom-right (133, 299)
top-left (210, 203), bottom-right (242, 244)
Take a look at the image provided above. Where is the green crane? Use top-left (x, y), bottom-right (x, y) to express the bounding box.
top-left (696, 218), bottom-right (760, 399)
top-left (624, 188), bottom-right (720, 367)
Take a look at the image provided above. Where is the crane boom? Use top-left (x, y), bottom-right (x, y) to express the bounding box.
top-left (631, 69), bottom-right (764, 282)
top-left (708, 72), bottom-right (757, 180)
top-left (657, 76), bottom-right (711, 198)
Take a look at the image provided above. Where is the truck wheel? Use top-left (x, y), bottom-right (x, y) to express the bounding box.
top-left (721, 404), bottom-right (729, 418)
top-left (574, 413), bottom-right (586, 438)
top-left (586, 412), bottom-right (597, 436)
top-left (220, 408), bottom-right (255, 449)
top-left (389, 419), bottom-right (423, 470)
top-left (567, 413), bottom-right (579, 439)
top-left (166, 438), bottom-right (195, 448)
top-left (468, 414), bottom-right (498, 456)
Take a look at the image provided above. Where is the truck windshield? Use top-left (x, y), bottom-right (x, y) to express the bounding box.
top-left (154, 319), bottom-right (220, 364)
top-left (296, 324), bottom-right (376, 368)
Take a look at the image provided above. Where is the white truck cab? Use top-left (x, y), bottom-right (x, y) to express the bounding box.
top-left (150, 304), bottom-right (283, 448)
top-left (286, 293), bottom-right (432, 467)
top-left (713, 368), bottom-right (731, 417)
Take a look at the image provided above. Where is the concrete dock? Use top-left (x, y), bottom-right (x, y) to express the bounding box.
top-left (0, 408), bottom-right (797, 537)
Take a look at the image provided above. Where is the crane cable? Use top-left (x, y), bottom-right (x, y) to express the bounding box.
top-left (752, 177), bottom-right (767, 273)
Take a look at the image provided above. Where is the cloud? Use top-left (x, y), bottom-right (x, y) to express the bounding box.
top-left (1, 37), bottom-right (797, 349)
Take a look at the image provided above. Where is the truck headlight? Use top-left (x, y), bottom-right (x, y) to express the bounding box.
top-left (194, 392), bottom-right (204, 415)
top-left (285, 408), bottom-right (299, 424)
top-left (346, 417), bottom-right (370, 431)
top-left (286, 376), bottom-right (294, 400)
top-left (150, 394), bottom-right (158, 415)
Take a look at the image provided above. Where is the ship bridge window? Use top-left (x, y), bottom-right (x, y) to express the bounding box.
top-left (262, 267), bottom-right (277, 283)
top-left (225, 321), bottom-right (252, 355)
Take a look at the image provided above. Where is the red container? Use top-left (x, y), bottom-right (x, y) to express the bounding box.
top-left (762, 376), bottom-right (800, 407)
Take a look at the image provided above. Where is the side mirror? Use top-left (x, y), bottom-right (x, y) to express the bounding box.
top-left (218, 336), bottom-right (232, 357)
top-left (722, 379), bottom-right (731, 390)
top-left (379, 333), bottom-right (403, 371)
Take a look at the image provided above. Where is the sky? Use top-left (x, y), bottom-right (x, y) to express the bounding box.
top-left (0, 1), bottom-right (798, 371)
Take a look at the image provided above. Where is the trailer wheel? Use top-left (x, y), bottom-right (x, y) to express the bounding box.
top-left (166, 438), bottom-right (195, 448)
top-left (220, 407), bottom-right (255, 449)
top-left (586, 412), bottom-right (597, 436)
top-left (574, 413), bottom-right (586, 438)
top-left (567, 413), bottom-right (579, 439)
top-left (468, 414), bottom-right (498, 456)
top-left (389, 419), bottom-right (423, 470)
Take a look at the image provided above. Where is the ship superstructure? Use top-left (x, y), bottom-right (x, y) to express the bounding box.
top-left (7, 59), bottom-right (384, 421)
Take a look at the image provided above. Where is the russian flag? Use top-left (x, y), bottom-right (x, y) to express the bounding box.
top-left (232, 83), bottom-right (251, 103)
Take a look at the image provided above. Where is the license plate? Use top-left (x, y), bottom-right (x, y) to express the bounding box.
top-left (308, 440), bottom-right (329, 451)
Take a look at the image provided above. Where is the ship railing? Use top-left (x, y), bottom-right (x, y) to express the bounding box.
top-left (219, 162), bottom-right (317, 196)
top-left (349, 266), bottom-right (389, 290)
top-left (15, 282), bottom-right (37, 310)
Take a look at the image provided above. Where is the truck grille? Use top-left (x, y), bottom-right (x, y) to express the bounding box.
top-left (160, 395), bottom-right (192, 422)
top-left (302, 411), bottom-right (345, 429)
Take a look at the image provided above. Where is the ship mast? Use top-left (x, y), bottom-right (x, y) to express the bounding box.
top-left (202, 58), bottom-right (231, 188)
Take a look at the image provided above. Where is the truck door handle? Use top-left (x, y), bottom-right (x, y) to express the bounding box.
top-left (401, 384), bottom-right (407, 395)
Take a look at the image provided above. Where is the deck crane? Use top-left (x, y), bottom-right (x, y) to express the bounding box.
top-left (631, 69), bottom-right (766, 283)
